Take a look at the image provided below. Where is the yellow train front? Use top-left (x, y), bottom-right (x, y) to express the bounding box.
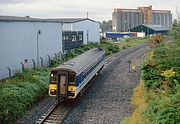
top-left (49, 48), bottom-right (105, 100)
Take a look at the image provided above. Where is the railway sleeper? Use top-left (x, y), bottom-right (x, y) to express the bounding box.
top-left (45, 119), bottom-right (60, 122)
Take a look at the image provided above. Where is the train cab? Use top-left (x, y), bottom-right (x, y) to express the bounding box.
top-left (49, 48), bottom-right (105, 101)
top-left (49, 69), bottom-right (77, 99)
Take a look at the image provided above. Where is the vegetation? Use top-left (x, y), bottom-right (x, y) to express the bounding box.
top-left (0, 39), bottom-right (146, 123)
top-left (123, 29), bottom-right (180, 124)
top-left (0, 42), bottom-right (119, 123)
top-left (115, 38), bottom-right (148, 49)
top-left (122, 80), bottom-right (148, 124)
top-left (100, 20), bottom-right (112, 32)
top-left (0, 68), bottom-right (49, 123)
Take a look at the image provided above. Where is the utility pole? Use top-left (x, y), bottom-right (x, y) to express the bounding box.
top-left (176, 7), bottom-right (180, 19)
top-left (87, 12), bottom-right (89, 18)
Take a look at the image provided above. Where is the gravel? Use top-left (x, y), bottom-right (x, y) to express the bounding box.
top-left (16, 96), bottom-right (56, 124)
top-left (17, 44), bottom-right (148, 124)
top-left (63, 44), bottom-right (148, 124)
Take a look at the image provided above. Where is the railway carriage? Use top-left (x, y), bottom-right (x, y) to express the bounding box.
top-left (49, 48), bottom-right (105, 100)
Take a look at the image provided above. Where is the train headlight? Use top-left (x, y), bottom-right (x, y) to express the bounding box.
top-left (51, 73), bottom-right (54, 77)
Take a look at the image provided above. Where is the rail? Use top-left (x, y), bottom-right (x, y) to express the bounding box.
top-left (36, 44), bottom-right (147, 124)
top-left (36, 101), bottom-right (59, 124)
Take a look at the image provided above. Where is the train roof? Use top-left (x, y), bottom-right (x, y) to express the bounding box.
top-left (53, 48), bottom-right (105, 74)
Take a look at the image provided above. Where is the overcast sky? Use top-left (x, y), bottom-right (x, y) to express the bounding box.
top-left (0, 0), bottom-right (179, 22)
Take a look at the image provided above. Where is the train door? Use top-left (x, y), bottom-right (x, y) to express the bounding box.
top-left (57, 72), bottom-right (68, 97)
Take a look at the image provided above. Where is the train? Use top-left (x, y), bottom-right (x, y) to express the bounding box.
top-left (49, 48), bottom-right (105, 100)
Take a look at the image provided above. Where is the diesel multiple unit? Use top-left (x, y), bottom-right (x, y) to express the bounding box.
top-left (49, 48), bottom-right (105, 100)
top-left (112, 5), bottom-right (172, 32)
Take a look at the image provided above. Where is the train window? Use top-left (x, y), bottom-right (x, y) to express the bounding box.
top-left (69, 74), bottom-right (75, 82)
top-left (51, 76), bottom-right (57, 82)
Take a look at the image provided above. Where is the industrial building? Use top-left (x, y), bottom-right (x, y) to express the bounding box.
top-left (62, 31), bottom-right (83, 52)
top-left (105, 32), bottom-right (132, 40)
top-left (0, 16), bottom-right (101, 80)
top-left (112, 5), bottom-right (172, 32)
top-left (0, 16), bottom-right (63, 79)
top-left (60, 18), bottom-right (100, 44)
top-left (129, 24), bottom-right (170, 35)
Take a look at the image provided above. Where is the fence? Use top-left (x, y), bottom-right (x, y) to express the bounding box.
top-left (0, 52), bottom-right (63, 80)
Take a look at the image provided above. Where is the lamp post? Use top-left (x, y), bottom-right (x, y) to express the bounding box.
top-left (37, 29), bottom-right (41, 67)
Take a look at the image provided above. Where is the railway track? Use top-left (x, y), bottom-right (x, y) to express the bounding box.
top-left (36, 101), bottom-right (72, 124)
top-left (36, 44), bottom-right (147, 124)
top-left (36, 72), bottom-right (102, 124)
top-left (104, 43), bottom-right (147, 68)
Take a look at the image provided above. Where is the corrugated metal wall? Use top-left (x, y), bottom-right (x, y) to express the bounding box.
top-left (113, 8), bottom-right (172, 32)
top-left (63, 20), bottom-right (100, 44)
top-left (152, 12), bottom-right (172, 29)
top-left (112, 11), bottom-right (143, 32)
top-left (0, 21), bottom-right (62, 79)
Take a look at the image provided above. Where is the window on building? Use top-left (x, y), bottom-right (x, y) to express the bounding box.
top-left (63, 36), bottom-right (66, 40)
top-left (79, 35), bottom-right (82, 40)
top-left (72, 36), bottom-right (76, 41)
top-left (65, 36), bottom-right (69, 40)
top-left (113, 26), bottom-right (116, 30)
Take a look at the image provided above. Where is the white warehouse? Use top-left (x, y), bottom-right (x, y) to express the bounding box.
top-left (0, 16), bottom-right (63, 79)
top-left (60, 18), bottom-right (100, 44)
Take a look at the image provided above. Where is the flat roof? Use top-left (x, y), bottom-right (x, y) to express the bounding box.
top-left (0, 15), bottom-right (62, 23)
top-left (114, 9), bottom-right (141, 13)
top-left (152, 10), bottom-right (171, 14)
top-left (114, 5), bottom-right (171, 14)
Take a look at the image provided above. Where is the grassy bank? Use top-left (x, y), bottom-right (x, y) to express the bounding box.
top-left (123, 31), bottom-right (180, 124)
top-left (116, 38), bottom-right (148, 49)
top-left (0, 39), bottom-right (146, 123)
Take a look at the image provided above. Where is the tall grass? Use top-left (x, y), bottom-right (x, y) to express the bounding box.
top-left (123, 31), bottom-right (180, 124)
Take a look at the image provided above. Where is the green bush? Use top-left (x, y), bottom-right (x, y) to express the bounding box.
top-left (142, 38), bottom-right (180, 90)
top-left (142, 27), bottom-right (180, 123)
top-left (0, 69), bottom-right (49, 123)
top-left (100, 41), bottom-right (120, 56)
top-left (144, 89), bottom-right (180, 124)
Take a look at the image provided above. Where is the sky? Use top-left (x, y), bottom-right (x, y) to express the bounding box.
top-left (0, 0), bottom-right (179, 22)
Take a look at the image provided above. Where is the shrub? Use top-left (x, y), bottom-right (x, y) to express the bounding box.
top-left (144, 90), bottom-right (180, 124)
top-left (0, 69), bottom-right (49, 123)
top-left (141, 30), bottom-right (180, 123)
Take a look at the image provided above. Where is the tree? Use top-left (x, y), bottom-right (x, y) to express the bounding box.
top-left (100, 20), bottom-right (112, 32)
top-left (173, 19), bottom-right (178, 27)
